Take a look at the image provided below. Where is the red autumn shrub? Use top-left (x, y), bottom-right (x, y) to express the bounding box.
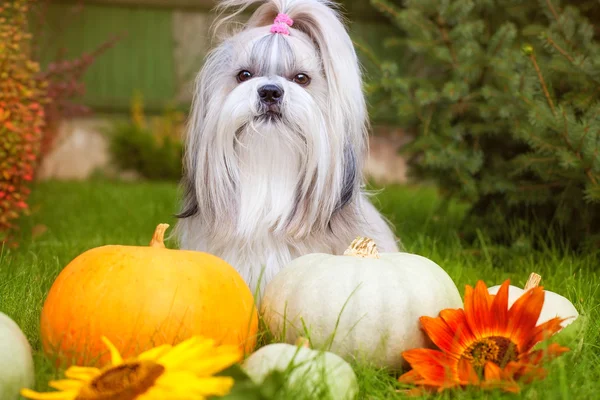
top-left (0, 0), bottom-right (47, 245)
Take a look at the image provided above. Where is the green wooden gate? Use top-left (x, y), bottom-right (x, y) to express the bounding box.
top-left (37, 2), bottom-right (177, 113)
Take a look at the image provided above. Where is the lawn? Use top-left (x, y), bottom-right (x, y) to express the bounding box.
top-left (1, 180), bottom-right (599, 399)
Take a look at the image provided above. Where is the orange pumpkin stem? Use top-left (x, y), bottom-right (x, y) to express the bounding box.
top-left (149, 223), bottom-right (170, 248)
top-left (524, 272), bottom-right (542, 291)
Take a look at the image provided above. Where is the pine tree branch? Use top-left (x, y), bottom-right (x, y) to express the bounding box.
top-left (544, 35), bottom-right (574, 63)
top-left (544, 0), bottom-right (561, 25)
top-left (423, 106), bottom-right (433, 137)
top-left (518, 181), bottom-right (565, 191)
top-left (544, 35), bottom-right (600, 87)
top-left (527, 51), bottom-right (557, 115)
top-left (543, 0), bottom-right (577, 48)
top-left (436, 16), bottom-right (458, 69)
top-left (561, 109), bottom-right (573, 149)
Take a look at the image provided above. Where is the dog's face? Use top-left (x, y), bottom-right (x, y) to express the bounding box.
top-left (223, 27), bottom-right (327, 126)
top-left (180, 0), bottom-right (369, 239)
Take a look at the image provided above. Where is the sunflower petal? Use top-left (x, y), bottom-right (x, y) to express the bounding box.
top-left (139, 344), bottom-right (173, 361)
top-left (184, 350), bottom-right (242, 376)
top-left (48, 380), bottom-right (84, 391)
top-left (101, 336), bottom-right (123, 366)
top-left (20, 389), bottom-right (77, 400)
top-left (64, 366), bottom-right (101, 381)
top-left (158, 337), bottom-right (215, 369)
top-left (464, 281), bottom-right (494, 338)
top-left (508, 287), bottom-right (545, 350)
top-left (156, 372), bottom-right (235, 397)
top-left (402, 348), bottom-right (458, 387)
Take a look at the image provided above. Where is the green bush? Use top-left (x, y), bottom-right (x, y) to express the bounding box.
top-left (107, 94), bottom-right (183, 181)
top-left (107, 123), bottom-right (183, 181)
top-left (370, 0), bottom-right (600, 249)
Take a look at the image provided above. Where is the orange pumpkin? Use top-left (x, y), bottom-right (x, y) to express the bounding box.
top-left (40, 224), bottom-right (258, 366)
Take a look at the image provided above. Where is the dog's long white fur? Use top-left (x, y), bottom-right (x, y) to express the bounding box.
top-left (176, 0), bottom-right (400, 297)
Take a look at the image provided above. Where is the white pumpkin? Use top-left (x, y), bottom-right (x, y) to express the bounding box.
top-left (0, 312), bottom-right (35, 400)
top-left (488, 272), bottom-right (579, 328)
top-left (243, 339), bottom-right (358, 400)
top-left (260, 237), bottom-right (463, 369)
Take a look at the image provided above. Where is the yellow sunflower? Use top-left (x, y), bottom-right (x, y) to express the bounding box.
top-left (21, 336), bottom-right (242, 400)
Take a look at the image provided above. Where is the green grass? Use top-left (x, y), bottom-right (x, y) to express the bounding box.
top-left (1, 180), bottom-right (599, 399)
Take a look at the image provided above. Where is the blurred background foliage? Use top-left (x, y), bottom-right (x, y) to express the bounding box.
top-left (369, 0), bottom-right (600, 250)
top-left (106, 92), bottom-right (184, 181)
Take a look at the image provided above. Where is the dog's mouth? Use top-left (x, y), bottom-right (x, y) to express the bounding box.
top-left (256, 105), bottom-right (282, 121)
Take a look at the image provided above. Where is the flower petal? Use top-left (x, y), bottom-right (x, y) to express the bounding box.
top-left (420, 316), bottom-right (467, 356)
top-left (48, 380), bottom-right (84, 391)
top-left (156, 372), bottom-right (235, 397)
top-left (507, 287), bottom-right (545, 351)
top-left (439, 308), bottom-right (476, 345)
top-left (490, 280), bottom-right (510, 333)
top-left (64, 366), bottom-right (101, 382)
top-left (158, 337), bottom-right (215, 369)
top-left (504, 361), bottom-right (548, 383)
top-left (398, 369), bottom-right (424, 384)
top-left (482, 362), bottom-right (521, 393)
top-left (483, 361), bottom-right (502, 381)
top-left (20, 389), bottom-right (77, 400)
top-left (457, 357), bottom-right (479, 385)
top-left (521, 318), bottom-right (566, 351)
top-left (464, 281), bottom-right (494, 338)
top-left (184, 349), bottom-right (242, 376)
top-left (402, 348), bottom-right (458, 387)
top-left (518, 343), bottom-right (569, 366)
top-left (101, 336), bottom-right (123, 366)
top-left (139, 344), bottom-right (173, 361)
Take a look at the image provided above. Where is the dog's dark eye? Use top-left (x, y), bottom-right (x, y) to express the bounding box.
top-left (293, 73), bottom-right (311, 86)
top-left (237, 70), bottom-right (253, 83)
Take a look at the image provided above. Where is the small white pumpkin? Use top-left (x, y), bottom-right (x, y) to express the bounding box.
top-left (0, 312), bottom-right (35, 400)
top-left (243, 338), bottom-right (358, 400)
top-left (488, 272), bottom-right (579, 328)
top-left (260, 237), bottom-right (463, 369)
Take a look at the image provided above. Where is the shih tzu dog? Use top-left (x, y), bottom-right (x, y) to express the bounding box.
top-left (175, 0), bottom-right (399, 296)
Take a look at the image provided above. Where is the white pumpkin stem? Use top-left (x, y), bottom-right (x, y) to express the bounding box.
top-left (149, 223), bottom-right (170, 248)
top-left (524, 272), bottom-right (542, 291)
top-left (343, 237), bottom-right (380, 259)
top-left (295, 337), bottom-right (311, 349)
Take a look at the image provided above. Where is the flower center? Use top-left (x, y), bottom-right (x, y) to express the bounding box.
top-left (460, 336), bottom-right (519, 368)
top-left (75, 361), bottom-right (165, 400)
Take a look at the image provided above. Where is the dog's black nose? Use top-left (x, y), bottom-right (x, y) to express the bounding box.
top-left (258, 85), bottom-right (284, 104)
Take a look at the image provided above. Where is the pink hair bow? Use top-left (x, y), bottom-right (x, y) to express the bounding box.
top-left (270, 13), bottom-right (294, 35)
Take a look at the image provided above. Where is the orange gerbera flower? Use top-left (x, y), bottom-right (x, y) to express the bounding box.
top-left (399, 279), bottom-right (569, 395)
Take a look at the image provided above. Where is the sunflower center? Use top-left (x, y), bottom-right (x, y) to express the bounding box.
top-left (75, 361), bottom-right (165, 400)
top-left (460, 336), bottom-right (519, 368)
